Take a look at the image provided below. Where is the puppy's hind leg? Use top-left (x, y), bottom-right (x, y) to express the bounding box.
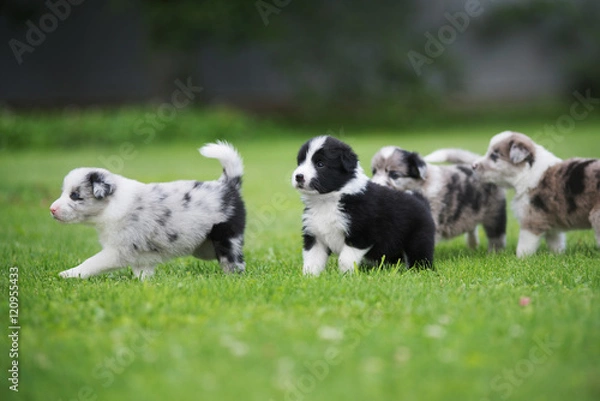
top-left (213, 235), bottom-right (245, 274)
top-left (483, 205), bottom-right (507, 252)
top-left (516, 229), bottom-right (542, 257)
top-left (59, 249), bottom-right (122, 279)
top-left (404, 232), bottom-right (435, 270)
top-left (545, 231), bottom-right (566, 254)
top-left (589, 207), bottom-right (600, 247)
top-left (466, 227), bottom-right (479, 249)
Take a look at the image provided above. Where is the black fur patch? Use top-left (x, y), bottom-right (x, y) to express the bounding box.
top-left (132, 243), bottom-right (138, 251)
top-left (228, 176), bottom-right (242, 189)
top-left (405, 152), bottom-right (426, 179)
top-left (457, 165), bottom-right (474, 176)
top-left (156, 209), bottom-right (172, 226)
top-left (531, 194), bottom-right (549, 213)
top-left (303, 232), bottom-right (316, 251)
top-left (87, 171), bottom-right (114, 199)
top-left (564, 159), bottom-right (594, 213)
top-left (297, 141), bottom-right (310, 165)
top-left (305, 137), bottom-right (358, 194)
top-left (339, 181), bottom-right (434, 269)
top-left (438, 175), bottom-right (459, 225)
top-left (483, 198), bottom-right (507, 239)
top-left (183, 192), bottom-right (192, 206)
top-left (167, 232), bottom-right (179, 242)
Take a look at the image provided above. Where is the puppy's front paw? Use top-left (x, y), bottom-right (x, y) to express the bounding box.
top-left (59, 268), bottom-right (81, 279)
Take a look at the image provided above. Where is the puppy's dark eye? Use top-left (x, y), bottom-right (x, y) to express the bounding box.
top-left (316, 160), bottom-right (325, 168)
top-left (490, 151), bottom-right (499, 162)
top-left (389, 171), bottom-right (403, 180)
top-left (70, 191), bottom-right (83, 201)
top-left (371, 168), bottom-right (377, 175)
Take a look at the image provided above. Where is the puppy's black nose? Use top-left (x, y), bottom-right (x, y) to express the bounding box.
top-left (295, 174), bottom-right (305, 183)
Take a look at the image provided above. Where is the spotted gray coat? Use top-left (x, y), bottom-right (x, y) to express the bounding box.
top-left (50, 142), bottom-right (246, 279)
top-left (371, 146), bottom-right (506, 250)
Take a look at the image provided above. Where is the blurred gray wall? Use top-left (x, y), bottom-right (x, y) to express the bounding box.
top-left (0, 0), bottom-right (564, 109)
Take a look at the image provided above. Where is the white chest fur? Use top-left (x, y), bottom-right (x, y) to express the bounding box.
top-left (302, 194), bottom-right (348, 254)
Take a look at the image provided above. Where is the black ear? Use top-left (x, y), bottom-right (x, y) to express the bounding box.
top-left (407, 152), bottom-right (427, 179)
top-left (88, 171), bottom-right (115, 199)
top-left (340, 148), bottom-right (358, 173)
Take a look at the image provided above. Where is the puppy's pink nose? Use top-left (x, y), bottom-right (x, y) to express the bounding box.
top-left (472, 162), bottom-right (479, 170)
top-left (50, 206), bottom-right (58, 215)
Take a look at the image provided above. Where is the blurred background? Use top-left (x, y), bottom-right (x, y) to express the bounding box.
top-left (1, 0), bottom-right (599, 146)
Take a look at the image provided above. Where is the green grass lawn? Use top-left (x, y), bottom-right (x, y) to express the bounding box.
top-left (1, 113), bottom-right (599, 401)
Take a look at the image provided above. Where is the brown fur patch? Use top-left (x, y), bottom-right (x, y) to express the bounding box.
top-left (495, 133), bottom-right (537, 165)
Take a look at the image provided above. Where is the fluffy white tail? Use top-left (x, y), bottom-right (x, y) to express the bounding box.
top-left (199, 141), bottom-right (244, 185)
top-left (424, 148), bottom-right (481, 164)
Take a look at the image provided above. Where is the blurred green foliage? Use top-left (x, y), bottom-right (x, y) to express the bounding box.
top-left (477, 0), bottom-right (600, 95)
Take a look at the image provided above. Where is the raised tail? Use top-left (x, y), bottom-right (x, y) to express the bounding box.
top-left (199, 141), bottom-right (244, 188)
top-left (424, 148), bottom-right (481, 164)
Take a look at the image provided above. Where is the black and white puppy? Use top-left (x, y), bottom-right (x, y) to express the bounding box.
top-left (50, 142), bottom-right (246, 279)
top-left (371, 146), bottom-right (506, 250)
top-left (292, 136), bottom-right (435, 275)
top-left (473, 130), bottom-right (600, 257)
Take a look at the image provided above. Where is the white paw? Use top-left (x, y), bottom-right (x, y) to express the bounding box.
top-left (302, 265), bottom-right (323, 276)
top-left (59, 269), bottom-right (81, 279)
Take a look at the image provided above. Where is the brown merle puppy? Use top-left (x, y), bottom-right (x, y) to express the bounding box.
top-left (472, 130), bottom-right (600, 257)
top-left (371, 146), bottom-right (506, 250)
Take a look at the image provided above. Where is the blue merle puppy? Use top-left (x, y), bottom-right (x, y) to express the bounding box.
top-left (50, 141), bottom-right (246, 279)
top-left (371, 146), bottom-right (506, 251)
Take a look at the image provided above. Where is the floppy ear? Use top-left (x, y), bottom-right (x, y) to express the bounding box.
top-left (88, 171), bottom-right (115, 199)
top-left (509, 141), bottom-right (533, 165)
top-left (340, 148), bottom-right (358, 173)
top-left (407, 152), bottom-right (427, 179)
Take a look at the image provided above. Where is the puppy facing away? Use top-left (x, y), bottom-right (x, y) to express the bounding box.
top-left (473, 130), bottom-right (600, 257)
top-left (371, 146), bottom-right (507, 250)
top-left (292, 136), bottom-right (435, 275)
top-left (50, 142), bottom-right (246, 279)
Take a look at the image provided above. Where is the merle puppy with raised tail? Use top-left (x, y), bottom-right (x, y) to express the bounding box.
top-left (50, 141), bottom-right (246, 279)
top-left (292, 136), bottom-right (435, 275)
